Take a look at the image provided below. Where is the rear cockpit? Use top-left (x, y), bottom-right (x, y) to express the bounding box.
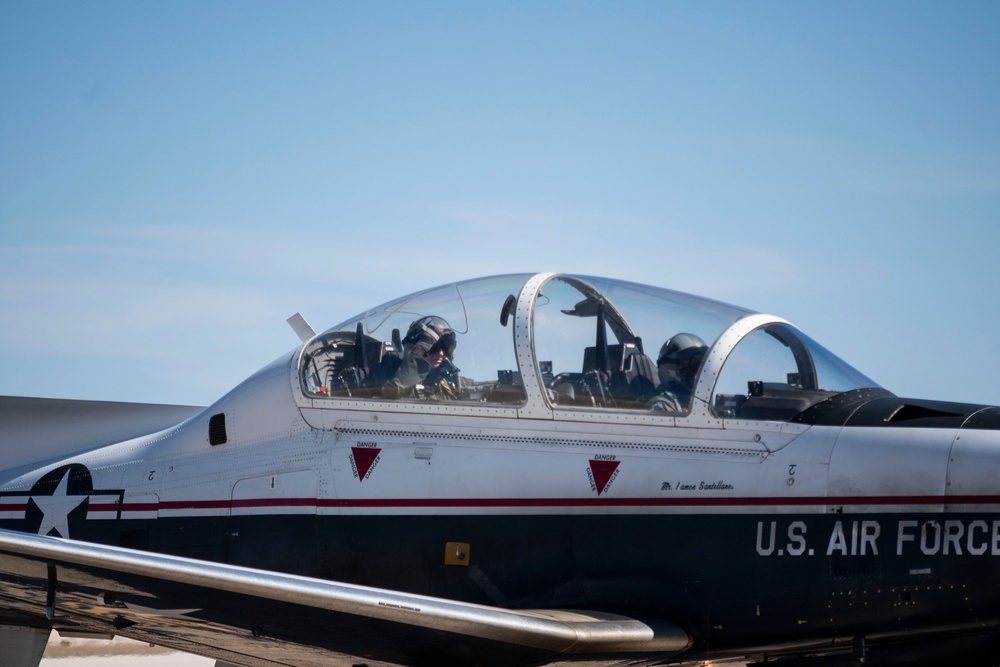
top-left (295, 273), bottom-right (886, 424)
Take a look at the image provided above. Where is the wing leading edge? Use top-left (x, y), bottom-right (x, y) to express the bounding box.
top-left (0, 529), bottom-right (691, 667)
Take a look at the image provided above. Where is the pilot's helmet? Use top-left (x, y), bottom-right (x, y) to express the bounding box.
top-left (402, 316), bottom-right (457, 358)
top-left (657, 333), bottom-right (707, 387)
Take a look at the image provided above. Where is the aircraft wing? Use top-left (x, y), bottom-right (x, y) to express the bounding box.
top-left (0, 397), bottom-right (202, 479)
top-left (0, 529), bottom-right (691, 667)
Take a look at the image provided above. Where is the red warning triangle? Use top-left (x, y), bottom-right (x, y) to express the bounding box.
top-left (589, 460), bottom-right (620, 496)
top-left (352, 447), bottom-right (381, 481)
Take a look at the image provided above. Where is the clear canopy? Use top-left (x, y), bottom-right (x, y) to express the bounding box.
top-left (298, 273), bottom-right (883, 422)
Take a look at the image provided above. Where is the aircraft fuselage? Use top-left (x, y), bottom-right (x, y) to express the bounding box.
top-left (3, 352), bottom-right (999, 661)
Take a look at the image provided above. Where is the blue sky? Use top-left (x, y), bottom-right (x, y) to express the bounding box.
top-left (2, 1), bottom-right (999, 407)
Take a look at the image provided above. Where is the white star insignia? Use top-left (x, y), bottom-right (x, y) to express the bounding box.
top-left (31, 469), bottom-right (88, 538)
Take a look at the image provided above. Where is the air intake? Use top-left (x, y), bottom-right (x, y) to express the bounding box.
top-left (886, 404), bottom-right (963, 423)
top-left (208, 413), bottom-right (227, 446)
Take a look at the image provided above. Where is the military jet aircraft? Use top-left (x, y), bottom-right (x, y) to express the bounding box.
top-left (1, 272), bottom-right (999, 667)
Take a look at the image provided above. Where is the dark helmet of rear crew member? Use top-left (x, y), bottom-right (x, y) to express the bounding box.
top-left (402, 316), bottom-right (457, 359)
top-left (657, 333), bottom-right (707, 388)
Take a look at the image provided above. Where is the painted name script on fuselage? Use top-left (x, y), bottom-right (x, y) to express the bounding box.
top-left (661, 480), bottom-right (735, 491)
top-left (757, 518), bottom-right (1000, 558)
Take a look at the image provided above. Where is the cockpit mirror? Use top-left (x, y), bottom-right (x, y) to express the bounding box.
top-left (500, 294), bottom-right (516, 327)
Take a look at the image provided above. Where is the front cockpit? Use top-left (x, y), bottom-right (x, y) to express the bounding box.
top-left (295, 273), bottom-right (886, 425)
top-left (299, 274), bottom-right (532, 405)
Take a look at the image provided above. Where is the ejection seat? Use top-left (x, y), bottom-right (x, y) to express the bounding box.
top-left (552, 342), bottom-right (657, 408)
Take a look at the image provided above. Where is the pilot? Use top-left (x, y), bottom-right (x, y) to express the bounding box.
top-left (649, 333), bottom-right (707, 412)
top-left (382, 316), bottom-right (459, 399)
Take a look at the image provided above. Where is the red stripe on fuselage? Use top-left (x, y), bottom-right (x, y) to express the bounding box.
top-left (111, 495), bottom-right (1000, 512)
